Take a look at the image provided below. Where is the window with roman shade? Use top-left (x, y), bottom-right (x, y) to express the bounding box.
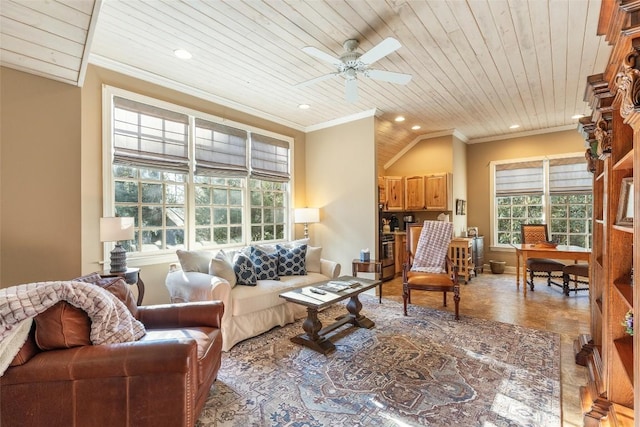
top-left (194, 119), bottom-right (248, 176)
top-left (492, 156), bottom-right (592, 248)
top-left (113, 97), bottom-right (189, 173)
top-left (250, 133), bottom-right (290, 181)
top-left (105, 87), bottom-right (293, 257)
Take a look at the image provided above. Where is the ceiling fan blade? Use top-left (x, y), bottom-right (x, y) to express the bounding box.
top-left (359, 37), bottom-right (402, 65)
top-left (301, 46), bottom-right (341, 66)
top-left (295, 72), bottom-right (338, 88)
top-left (345, 79), bottom-right (358, 103)
top-left (366, 69), bottom-right (412, 85)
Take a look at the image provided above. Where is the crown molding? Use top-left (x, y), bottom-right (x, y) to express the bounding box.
top-left (467, 124), bottom-right (577, 144)
top-left (305, 109), bottom-right (379, 132)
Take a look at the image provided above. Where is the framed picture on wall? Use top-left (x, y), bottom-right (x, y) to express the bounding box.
top-left (616, 177), bottom-right (634, 227)
top-left (456, 199), bottom-right (466, 215)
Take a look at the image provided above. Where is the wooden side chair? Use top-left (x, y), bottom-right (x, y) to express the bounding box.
top-left (520, 224), bottom-right (565, 291)
top-left (403, 221), bottom-right (459, 319)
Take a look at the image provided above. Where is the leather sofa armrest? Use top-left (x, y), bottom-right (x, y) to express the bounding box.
top-left (137, 301), bottom-right (224, 329)
top-left (320, 259), bottom-right (341, 279)
top-left (2, 340), bottom-right (197, 384)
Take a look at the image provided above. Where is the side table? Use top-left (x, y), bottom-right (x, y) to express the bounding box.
top-left (100, 267), bottom-right (145, 305)
top-left (352, 259), bottom-right (383, 303)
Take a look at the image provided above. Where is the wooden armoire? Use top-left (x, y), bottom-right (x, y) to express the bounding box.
top-left (577, 1), bottom-right (640, 425)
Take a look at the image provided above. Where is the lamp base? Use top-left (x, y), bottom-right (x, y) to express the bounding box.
top-left (110, 244), bottom-right (128, 273)
top-left (303, 223), bottom-right (309, 239)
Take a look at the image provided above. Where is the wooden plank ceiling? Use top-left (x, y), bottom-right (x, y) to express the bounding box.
top-left (1, 0), bottom-right (611, 170)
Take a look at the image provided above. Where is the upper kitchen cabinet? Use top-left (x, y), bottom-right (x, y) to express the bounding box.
top-left (405, 175), bottom-right (426, 210)
top-left (384, 176), bottom-right (404, 211)
top-left (425, 173), bottom-right (452, 211)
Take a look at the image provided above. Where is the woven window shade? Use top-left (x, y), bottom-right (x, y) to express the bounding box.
top-left (549, 157), bottom-right (592, 193)
top-left (495, 160), bottom-right (543, 195)
top-left (194, 119), bottom-right (248, 177)
top-left (250, 133), bottom-right (290, 181)
top-left (113, 97), bottom-right (189, 173)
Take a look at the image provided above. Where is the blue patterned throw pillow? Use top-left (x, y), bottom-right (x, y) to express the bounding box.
top-left (233, 253), bottom-right (257, 286)
top-left (250, 246), bottom-right (280, 281)
top-left (277, 244), bottom-right (307, 276)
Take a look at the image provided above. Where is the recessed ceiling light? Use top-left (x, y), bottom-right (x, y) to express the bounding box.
top-left (571, 114), bottom-right (585, 119)
top-left (298, 104), bottom-right (310, 110)
top-left (411, 125), bottom-right (421, 130)
top-left (174, 49), bottom-right (192, 59)
top-left (509, 124), bottom-right (520, 129)
top-left (395, 116), bottom-right (405, 122)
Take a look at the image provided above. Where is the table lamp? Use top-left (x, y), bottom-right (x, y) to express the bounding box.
top-left (294, 208), bottom-right (320, 239)
top-left (100, 217), bottom-right (135, 273)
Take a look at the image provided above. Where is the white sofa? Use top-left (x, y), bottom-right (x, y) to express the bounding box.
top-left (165, 244), bottom-right (340, 351)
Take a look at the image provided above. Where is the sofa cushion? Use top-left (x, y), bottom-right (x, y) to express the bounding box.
top-left (34, 301), bottom-right (92, 350)
top-left (230, 273), bottom-right (328, 317)
top-left (276, 244), bottom-right (307, 276)
top-left (233, 252), bottom-right (257, 286)
top-left (209, 251), bottom-right (237, 288)
top-left (176, 249), bottom-right (216, 273)
top-left (306, 246), bottom-right (322, 273)
top-left (250, 246), bottom-right (280, 280)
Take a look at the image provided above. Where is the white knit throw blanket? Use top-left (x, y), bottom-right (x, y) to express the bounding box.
top-left (0, 281), bottom-right (146, 376)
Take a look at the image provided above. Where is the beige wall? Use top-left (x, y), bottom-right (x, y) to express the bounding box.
top-left (1, 67), bottom-right (82, 285)
top-left (466, 130), bottom-right (587, 268)
top-left (306, 117), bottom-right (377, 275)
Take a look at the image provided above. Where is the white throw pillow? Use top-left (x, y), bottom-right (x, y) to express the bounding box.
top-left (305, 246), bottom-right (322, 273)
top-left (209, 251), bottom-right (237, 288)
top-left (176, 249), bottom-right (215, 273)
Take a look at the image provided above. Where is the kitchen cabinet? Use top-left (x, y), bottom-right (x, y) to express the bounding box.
top-left (405, 176), bottom-right (425, 210)
top-left (425, 173), bottom-right (452, 211)
top-left (378, 176), bottom-right (386, 206)
top-left (384, 176), bottom-right (404, 211)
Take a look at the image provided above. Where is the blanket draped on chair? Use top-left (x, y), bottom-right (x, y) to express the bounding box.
top-left (0, 281), bottom-right (146, 375)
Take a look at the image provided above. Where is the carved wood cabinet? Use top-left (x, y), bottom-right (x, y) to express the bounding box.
top-left (577, 2), bottom-right (640, 425)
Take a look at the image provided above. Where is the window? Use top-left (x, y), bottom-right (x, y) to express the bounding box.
top-left (491, 155), bottom-right (592, 248)
top-left (104, 87), bottom-right (292, 258)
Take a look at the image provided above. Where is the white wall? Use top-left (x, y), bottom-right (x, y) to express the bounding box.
top-left (305, 117), bottom-right (377, 276)
top-left (451, 135), bottom-right (468, 237)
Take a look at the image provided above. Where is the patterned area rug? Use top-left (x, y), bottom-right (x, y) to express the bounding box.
top-left (197, 295), bottom-right (560, 427)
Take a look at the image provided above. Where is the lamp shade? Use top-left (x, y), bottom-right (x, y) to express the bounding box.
top-left (294, 208), bottom-right (319, 224)
top-left (100, 217), bottom-right (135, 242)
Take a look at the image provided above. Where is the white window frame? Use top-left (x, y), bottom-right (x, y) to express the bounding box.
top-left (102, 85), bottom-right (295, 265)
top-left (489, 152), bottom-right (590, 251)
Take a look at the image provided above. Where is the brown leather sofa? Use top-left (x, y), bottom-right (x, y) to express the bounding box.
top-left (1, 275), bottom-right (224, 427)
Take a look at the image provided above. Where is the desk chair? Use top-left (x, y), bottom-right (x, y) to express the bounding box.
top-left (521, 224), bottom-right (565, 291)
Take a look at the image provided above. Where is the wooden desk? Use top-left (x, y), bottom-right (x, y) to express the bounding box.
top-left (511, 244), bottom-right (590, 296)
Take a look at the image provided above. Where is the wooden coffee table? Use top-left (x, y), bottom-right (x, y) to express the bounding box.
top-left (279, 275), bottom-right (380, 354)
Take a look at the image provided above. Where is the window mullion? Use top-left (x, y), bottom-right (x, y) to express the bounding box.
top-left (187, 116), bottom-right (197, 249)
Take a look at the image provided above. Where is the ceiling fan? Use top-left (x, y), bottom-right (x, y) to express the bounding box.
top-left (296, 37), bottom-right (412, 103)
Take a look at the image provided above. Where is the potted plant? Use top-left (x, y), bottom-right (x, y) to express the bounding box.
top-left (622, 310), bottom-right (634, 336)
